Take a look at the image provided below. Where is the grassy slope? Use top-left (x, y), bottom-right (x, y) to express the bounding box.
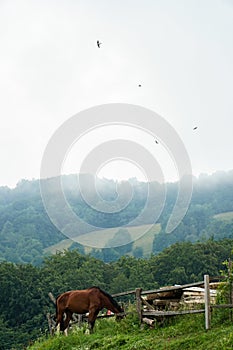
top-left (44, 239), bottom-right (73, 254)
top-left (77, 224), bottom-right (160, 249)
top-left (43, 210), bottom-right (233, 257)
top-left (44, 224), bottom-right (161, 257)
top-left (28, 312), bottom-right (233, 350)
top-left (131, 224), bottom-right (161, 257)
top-left (214, 211), bottom-right (233, 221)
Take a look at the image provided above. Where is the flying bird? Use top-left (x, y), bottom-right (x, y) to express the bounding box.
top-left (138, 84), bottom-right (142, 87)
top-left (155, 139), bottom-right (159, 144)
top-left (193, 126), bottom-right (198, 130)
top-left (97, 40), bottom-right (102, 48)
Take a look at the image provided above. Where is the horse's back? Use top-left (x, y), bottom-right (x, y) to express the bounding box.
top-left (57, 289), bottom-right (93, 314)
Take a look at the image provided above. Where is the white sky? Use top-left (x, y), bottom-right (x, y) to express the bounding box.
top-left (0, 0), bottom-right (233, 188)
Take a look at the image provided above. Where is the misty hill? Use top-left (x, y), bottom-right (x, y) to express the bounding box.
top-left (0, 170), bottom-right (233, 264)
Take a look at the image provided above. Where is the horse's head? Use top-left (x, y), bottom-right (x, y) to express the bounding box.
top-left (115, 305), bottom-right (125, 321)
top-left (116, 313), bottom-right (125, 321)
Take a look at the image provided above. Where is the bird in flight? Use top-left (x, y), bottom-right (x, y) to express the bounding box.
top-left (193, 126), bottom-right (198, 130)
top-left (155, 139), bottom-right (159, 144)
top-left (97, 40), bottom-right (102, 48)
top-left (138, 84), bottom-right (142, 87)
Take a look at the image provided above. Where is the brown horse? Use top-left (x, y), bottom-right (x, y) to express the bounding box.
top-left (55, 286), bottom-right (124, 334)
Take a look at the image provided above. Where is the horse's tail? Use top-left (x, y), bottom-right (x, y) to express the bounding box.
top-left (55, 295), bottom-right (59, 326)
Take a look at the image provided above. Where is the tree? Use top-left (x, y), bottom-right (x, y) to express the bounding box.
top-left (106, 228), bottom-right (133, 256)
top-left (132, 246), bottom-right (143, 258)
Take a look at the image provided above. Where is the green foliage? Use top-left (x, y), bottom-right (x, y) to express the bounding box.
top-left (0, 262), bottom-right (47, 349)
top-left (213, 257), bottom-right (233, 325)
top-left (106, 228), bottom-right (133, 256)
top-left (0, 171), bottom-right (233, 264)
top-left (0, 318), bottom-right (15, 350)
top-left (153, 204), bottom-right (213, 253)
top-left (150, 239), bottom-right (233, 286)
top-left (0, 180), bottom-right (65, 264)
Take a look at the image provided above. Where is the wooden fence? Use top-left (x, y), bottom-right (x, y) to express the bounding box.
top-left (47, 274), bottom-right (232, 334)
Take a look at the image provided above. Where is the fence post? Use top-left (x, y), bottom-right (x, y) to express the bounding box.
top-left (48, 292), bottom-right (56, 305)
top-left (135, 288), bottom-right (142, 325)
top-left (204, 274), bottom-right (211, 330)
top-left (46, 313), bottom-right (54, 335)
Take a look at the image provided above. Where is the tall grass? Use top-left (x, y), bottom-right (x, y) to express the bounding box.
top-left (28, 308), bottom-right (233, 350)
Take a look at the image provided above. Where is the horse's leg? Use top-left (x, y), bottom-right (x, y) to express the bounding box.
top-left (55, 309), bottom-right (64, 335)
top-left (56, 308), bottom-right (69, 335)
top-left (56, 322), bottom-right (60, 334)
top-left (87, 308), bottom-right (99, 334)
top-left (62, 310), bottom-right (72, 336)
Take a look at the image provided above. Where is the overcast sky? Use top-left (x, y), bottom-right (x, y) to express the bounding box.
top-left (0, 0), bottom-right (233, 188)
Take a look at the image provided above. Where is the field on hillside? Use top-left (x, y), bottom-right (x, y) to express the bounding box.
top-left (43, 209), bottom-right (233, 261)
top-left (214, 211), bottom-right (233, 221)
top-left (44, 223), bottom-right (161, 257)
top-left (76, 224), bottom-right (160, 249)
top-left (44, 239), bottom-right (73, 255)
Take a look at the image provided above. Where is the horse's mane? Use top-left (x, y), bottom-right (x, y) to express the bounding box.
top-left (89, 286), bottom-right (122, 312)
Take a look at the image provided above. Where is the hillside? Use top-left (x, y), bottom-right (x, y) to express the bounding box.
top-left (0, 170), bottom-right (233, 264)
top-left (27, 314), bottom-right (233, 350)
top-left (44, 223), bottom-right (161, 258)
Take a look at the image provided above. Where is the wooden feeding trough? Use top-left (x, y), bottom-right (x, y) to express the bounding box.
top-left (143, 287), bottom-right (183, 311)
top-left (181, 285), bottom-right (218, 307)
top-left (143, 283), bottom-right (219, 311)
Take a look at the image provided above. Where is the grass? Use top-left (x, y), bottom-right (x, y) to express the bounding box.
top-left (44, 224), bottom-right (161, 257)
top-left (44, 210), bottom-right (233, 257)
top-left (44, 239), bottom-right (73, 254)
top-left (214, 211), bottom-right (233, 222)
top-left (77, 224), bottom-right (160, 249)
top-left (131, 224), bottom-right (161, 257)
top-left (28, 309), bottom-right (233, 350)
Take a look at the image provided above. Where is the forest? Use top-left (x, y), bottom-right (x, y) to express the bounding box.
top-left (0, 170), bottom-right (233, 264)
top-left (1, 238), bottom-right (233, 349)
